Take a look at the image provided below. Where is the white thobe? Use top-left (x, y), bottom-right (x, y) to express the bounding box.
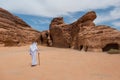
top-left (30, 42), bottom-right (38, 66)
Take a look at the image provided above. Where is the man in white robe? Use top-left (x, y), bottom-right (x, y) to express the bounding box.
top-left (30, 42), bottom-right (39, 66)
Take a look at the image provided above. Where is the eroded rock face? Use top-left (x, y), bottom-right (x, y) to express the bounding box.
top-left (0, 8), bottom-right (40, 46)
top-left (75, 25), bottom-right (120, 52)
top-left (1, 7), bottom-right (120, 52)
top-left (50, 11), bottom-right (96, 48)
top-left (40, 30), bottom-right (52, 46)
top-left (50, 17), bottom-right (71, 48)
top-left (49, 11), bottom-right (120, 52)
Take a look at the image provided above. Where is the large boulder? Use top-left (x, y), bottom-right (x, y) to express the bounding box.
top-left (40, 30), bottom-right (52, 46)
top-left (49, 11), bottom-right (96, 48)
top-left (0, 8), bottom-right (40, 46)
top-left (75, 25), bottom-right (120, 52)
top-left (50, 17), bottom-right (72, 48)
top-left (49, 11), bottom-right (120, 52)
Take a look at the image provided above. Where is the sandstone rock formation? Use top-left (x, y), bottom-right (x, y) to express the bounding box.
top-left (0, 8), bottom-right (40, 46)
top-left (50, 11), bottom-right (96, 48)
top-left (40, 30), bottom-right (52, 46)
top-left (75, 25), bottom-right (120, 52)
top-left (1, 7), bottom-right (120, 52)
top-left (50, 17), bottom-right (71, 48)
top-left (49, 11), bottom-right (120, 52)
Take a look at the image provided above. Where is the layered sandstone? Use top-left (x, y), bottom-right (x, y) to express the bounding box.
top-left (49, 11), bottom-right (120, 52)
top-left (40, 30), bottom-right (52, 46)
top-left (0, 8), bottom-right (40, 46)
top-left (75, 25), bottom-right (120, 52)
top-left (49, 11), bottom-right (96, 48)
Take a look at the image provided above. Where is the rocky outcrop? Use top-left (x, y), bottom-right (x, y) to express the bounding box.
top-left (40, 30), bottom-right (52, 46)
top-left (0, 8), bottom-right (40, 46)
top-left (75, 25), bottom-right (120, 52)
top-left (50, 11), bottom-right (96, 48)
top-left (49, 11), bottom-right (120, 52)
top-left (50, 17), bottom-right (70, 47)
top-left (1, 7), bottom-right (120, 52)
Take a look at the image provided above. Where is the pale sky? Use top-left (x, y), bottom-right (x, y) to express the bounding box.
top-left (0, 0), bottom-right (120, 31)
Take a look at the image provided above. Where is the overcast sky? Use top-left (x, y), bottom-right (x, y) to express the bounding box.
top-left (0, 0), bottom-right (120, 31)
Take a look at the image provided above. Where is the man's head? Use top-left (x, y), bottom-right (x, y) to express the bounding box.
top-left (31, 38), bottom-right (37, 43)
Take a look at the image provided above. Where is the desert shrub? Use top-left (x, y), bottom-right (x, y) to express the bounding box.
top-left (107, 49), bottom-right (120, 54)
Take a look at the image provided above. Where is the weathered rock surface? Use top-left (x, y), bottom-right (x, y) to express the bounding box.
top-left (50, 11), bottom-right (96, 48)
top-left (75, 25), bottom-right (120, 52)
top-left (0, 8), bottom-right (40, 46)
top-left (49, 11), bottom-right (120, 52)
top-left (40, 30), bottom-right (52, 46)
top-left (1, 7), bottom-right (120, 52)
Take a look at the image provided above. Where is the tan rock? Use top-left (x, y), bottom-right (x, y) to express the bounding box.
top-left (0, 8), bottom-right (41, 46)
top-left (49, 11), bottom-right (96, 48)
top-left (74, 25), bottom-right (120, 52)
top-left (49, 11), bottom-right (120, 52)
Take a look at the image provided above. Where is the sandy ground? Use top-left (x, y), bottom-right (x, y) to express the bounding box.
top-left (0, 45), bottom-right (120, 80)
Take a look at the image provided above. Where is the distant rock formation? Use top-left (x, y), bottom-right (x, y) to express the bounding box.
top-left (49, 11), bottom-right (120, 52)
top-left (49, 11), bottom-right (96, 48)
top-left (0, 8), bottom-right (40, 46)
top-left (40, 30), bottom-right (52, 46)
top-left (1, 7), bottom-right (120, 52)
top-left (75, 25), bottom-right (120, 52)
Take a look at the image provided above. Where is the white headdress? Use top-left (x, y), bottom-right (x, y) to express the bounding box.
top-left (30, 42), bottom-right (37, 52)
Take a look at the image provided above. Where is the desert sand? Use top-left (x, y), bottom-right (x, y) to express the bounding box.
top-left (0, 45), bottom-right (120, 80)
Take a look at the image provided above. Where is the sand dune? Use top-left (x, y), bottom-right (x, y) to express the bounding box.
top-left (0, 46), bottom-right (120, 80)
